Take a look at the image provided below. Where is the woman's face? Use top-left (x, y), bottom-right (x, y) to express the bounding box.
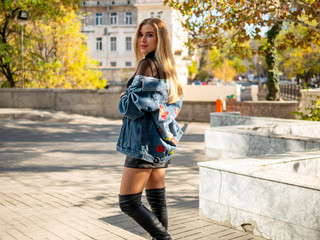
top-left (138, 24), bottom-right (157, 55)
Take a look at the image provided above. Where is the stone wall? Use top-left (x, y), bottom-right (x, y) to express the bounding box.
top-left (0, 88), bottom-right (122, 119)
top-left (299, 89), bottom-right (320, 115)
top-left (227, 100), bottom-right (299, 119)
top-left (0, 88), bottom-right (300, 122)
top-left (177, 101), bottom-right (215, 122)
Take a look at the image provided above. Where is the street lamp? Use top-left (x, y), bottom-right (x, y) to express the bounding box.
top-left (17, 10), bottom-right (29, 88)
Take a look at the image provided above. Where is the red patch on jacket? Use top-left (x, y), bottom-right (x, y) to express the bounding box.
top-left (175, 107), bottom-right (180, 116)
top-left (156, 145), bottom-right (165, 153)
top-left (159, 105), bottom-right (169, 120)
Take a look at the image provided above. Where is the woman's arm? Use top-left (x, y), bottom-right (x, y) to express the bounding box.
top-left (119, 75), bottom-right (167, 120)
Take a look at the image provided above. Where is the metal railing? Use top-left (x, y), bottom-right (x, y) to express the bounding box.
top-left (279, 84), bottom-right (302, 101)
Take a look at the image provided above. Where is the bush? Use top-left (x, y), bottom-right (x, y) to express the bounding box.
top-left (292, 90), bottom-right (320, 121)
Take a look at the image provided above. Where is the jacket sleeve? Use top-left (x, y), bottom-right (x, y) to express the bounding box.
top-left (118, 75), bottom-right (167, 120)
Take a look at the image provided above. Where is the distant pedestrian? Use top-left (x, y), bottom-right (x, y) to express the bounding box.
top-left (117, 18), bottom-right (183, 240)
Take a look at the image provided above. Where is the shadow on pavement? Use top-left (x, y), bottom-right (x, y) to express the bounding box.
top-left (99, 198), bottom-right (199, 239)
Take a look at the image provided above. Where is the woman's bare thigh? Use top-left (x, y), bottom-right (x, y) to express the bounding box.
top-left (145, 168), bottom-right (166, 190)
top-left (119, 167), bottom-right (152, 195)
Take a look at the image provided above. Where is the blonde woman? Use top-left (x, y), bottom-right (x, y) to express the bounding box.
top-left (117, 18), bottom-right (183, 240)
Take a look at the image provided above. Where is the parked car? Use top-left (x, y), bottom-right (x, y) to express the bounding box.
top-left (280, 80), bottom-right (296, 85)
top-left (248, 74), bottom-right (255, 82)
top-left (260, 77), bottom-right (268, 83)
top-left (192, 80), bottom-right (207, 85)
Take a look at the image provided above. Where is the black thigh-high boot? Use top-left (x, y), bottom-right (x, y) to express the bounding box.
top-left (119, 192), bottom-right (172, 240)
top-left (146, 188), bottom-right (168, 230)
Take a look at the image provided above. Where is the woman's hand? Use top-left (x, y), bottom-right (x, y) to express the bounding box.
top-left (120, 91), bottom-right (126, 97)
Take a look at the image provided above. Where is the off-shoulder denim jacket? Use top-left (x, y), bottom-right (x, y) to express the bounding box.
top-left (117, 75), bottom-right (183, 164)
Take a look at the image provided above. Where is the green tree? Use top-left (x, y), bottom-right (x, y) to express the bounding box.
top-left (265, 23), bottom-right (283, 100)
top-left (164, 0), bottom-right (320, 100)
top-left (165, 0), bottom-right (320, 49)
top-left (192, 48), bottom-right (208, 82)
top-left (0, 0), bottom-right (105, 89)
top-left (279, 21), bottom-right (320, 85)
top-left (1, 0), bottom-right (78, 87)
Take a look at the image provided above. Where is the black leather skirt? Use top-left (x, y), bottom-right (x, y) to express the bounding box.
top-left (124, 155), bottom-right (171, 169)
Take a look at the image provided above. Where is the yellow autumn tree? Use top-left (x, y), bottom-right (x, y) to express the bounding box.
top-left (24, 6), bottom-right (106, 89)
top-left (213, 59), bottom-right (237, 83)
top-left (208, 45), bottom-right (245, 83)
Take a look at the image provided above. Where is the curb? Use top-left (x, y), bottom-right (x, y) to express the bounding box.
top-left (0, 109), bottom-right (74, 122)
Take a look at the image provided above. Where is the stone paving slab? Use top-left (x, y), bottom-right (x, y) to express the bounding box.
top-left (0, 108), bottom-right (268, 240)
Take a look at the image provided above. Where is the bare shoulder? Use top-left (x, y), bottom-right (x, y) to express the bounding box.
top-left (135, 59), bottom-right (153, 77)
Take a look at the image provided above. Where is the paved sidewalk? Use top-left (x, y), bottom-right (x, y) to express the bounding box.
top-left (0, 109), bottom-right (268, 240)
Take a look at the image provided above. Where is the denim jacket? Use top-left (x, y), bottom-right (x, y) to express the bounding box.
top-left (117, 75), bottom-right (183, 164)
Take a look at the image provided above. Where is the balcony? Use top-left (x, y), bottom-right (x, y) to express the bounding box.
top-left (81, 0), bottom-right (134, 7)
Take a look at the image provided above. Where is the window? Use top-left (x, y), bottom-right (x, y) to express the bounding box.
top-left (97, 61), bottom-right (102, 66)
top-left (110, 37), bottom-right (116, 51)
top-left (110, 12), bottom-right (117, 25)
top-left (126, 12), bottom-right (132, 24)
top-left (126, 37), bottom-right (132, 51)
top-left (96, 38), bottom-right (102, 51)
top-left (125, 62), bottom-right (132, 67)
top-left (82, 1), bottom-right (85, 5)
top-left (110, 62), bottom-right (116, 67)
top-left (82, 14), bottom-right (87, 26)
top-left (128, 1), bottom-right (131, 4)
top-left (157, 11), bottom-right (162, 19)
top-left (96, 13), bottom-right (102, 26)
top-left (97, 1), bottom-right (100, 5)
top-left (150, 12), bottom-right (154, 18)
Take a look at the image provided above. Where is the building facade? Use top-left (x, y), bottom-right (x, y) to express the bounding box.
top-left (80, 0), bottom-right (188, 85)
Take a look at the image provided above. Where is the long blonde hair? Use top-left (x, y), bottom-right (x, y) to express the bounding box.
top-left (134, 18), bottom-right (183, 103)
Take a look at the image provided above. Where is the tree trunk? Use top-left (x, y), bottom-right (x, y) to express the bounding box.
top-left (265, 23), bottom-right (282, 101)
top-left (193, 49), bottom-right (207, 81)
top-left (0, 59), bottom-right (15, 87)
top-left (0, 13), bottom-right (16, 88)
top-left (6, 68), bottom-right (15, 88)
